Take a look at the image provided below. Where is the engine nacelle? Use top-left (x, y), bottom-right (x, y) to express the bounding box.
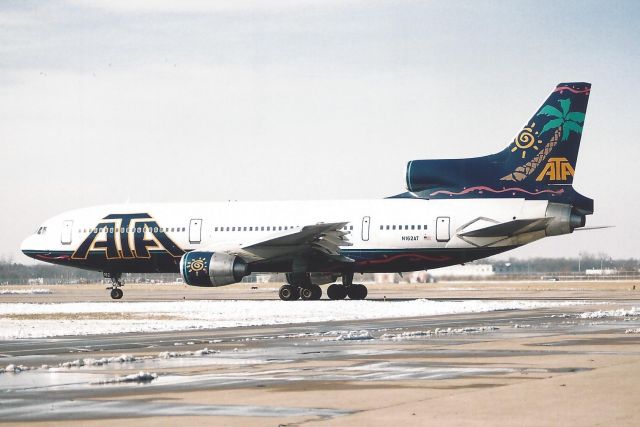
top-left (545, 203), bottom-right (586, 236)
top-left (180, 251), bottom-right (249, 287)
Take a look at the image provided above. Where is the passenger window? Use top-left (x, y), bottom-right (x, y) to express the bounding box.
top-left (424, 225), bottom-right (428, 229)
top-left (392, 225), bottom-right (396, 230)
top-left (226, 227), bottom-right (229, 231)
top-left (411, 225), bottom-right (415, 230)
top-left (417, 225), bottom-right (421, 230)
top-left (261, 226), bottom-right (264, 231)
top-left (386, 225), bottom-right (390, 230)
top-left (267, 226), bottom-right (271, 231)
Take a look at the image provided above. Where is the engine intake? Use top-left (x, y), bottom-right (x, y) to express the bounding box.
top-left (180, 251), bottom-right (249, 287)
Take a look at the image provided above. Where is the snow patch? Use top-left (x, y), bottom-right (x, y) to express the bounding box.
top-left (578, 307), bottom-right (640, 319)
top-left (380, 326), bottom-right (498, 340)
top-left (625, 328), bottom-right (640, 334)
top-left (0, 288), bottom-right (51, 295)
top-left (92, 371), bottom-right (157, 384)
top-left (326, 330), bottom-right (374, 341)
top-left (158, 348), bottom-right (219, 358)
top-left (1, 364), bottom-right (33, 373)
top-left (0, 299), bottom-right (585, 339)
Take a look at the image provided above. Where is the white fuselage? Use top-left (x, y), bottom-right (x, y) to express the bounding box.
top-left (22, 197), bottom-right (556, 275)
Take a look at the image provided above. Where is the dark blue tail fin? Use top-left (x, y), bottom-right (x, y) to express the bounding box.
top-left (398, 82), bottom-right (592, 212)
top-left (497, 82), bottom-right (590, 184)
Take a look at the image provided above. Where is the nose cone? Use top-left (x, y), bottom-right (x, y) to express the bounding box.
top-left (21, 235), bottom-right (37, 259)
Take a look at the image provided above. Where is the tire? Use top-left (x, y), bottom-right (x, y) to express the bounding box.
top-left (347, 284), bottom-right (367, 300)
top-left (356, 284), bottom-right (367, 300)
top-left (300, 287), bottom-right (314, 300)
top-left (311, 285), bottom-right (322, 300)
top-left (111, 288), bottom-right (123, 300)
top-left (327, 284), bottom-right (347, 300)
top-left (279, 285), bottom-right (298, 301)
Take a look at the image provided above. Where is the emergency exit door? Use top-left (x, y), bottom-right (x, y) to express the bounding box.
top-left (436, 216), bottom-right (450, 242)
top-left (189, 219), bottom-right (202, 244)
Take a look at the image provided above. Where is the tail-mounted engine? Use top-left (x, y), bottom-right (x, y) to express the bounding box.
top-left (180, 251), bottom-right (249, 287)
top-left (545, 203), bottom-right (586, 236)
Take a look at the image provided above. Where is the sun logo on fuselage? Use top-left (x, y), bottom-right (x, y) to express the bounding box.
top-left (511, 123), bottom-right (543, 159)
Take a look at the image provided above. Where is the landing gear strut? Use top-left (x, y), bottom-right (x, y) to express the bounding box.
top-left (104, 272), bottom-right (123, 300)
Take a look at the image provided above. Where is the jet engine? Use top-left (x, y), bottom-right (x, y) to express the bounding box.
top-left (180, 251), bottom-right (249, 287)
top-left (545, 203), bottom-right (586, 236)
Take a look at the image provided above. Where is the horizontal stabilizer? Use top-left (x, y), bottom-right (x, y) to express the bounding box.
top-left (459, 218), bottom-right (550, 238)
top-left (574, 226), bottom-right (614, 231)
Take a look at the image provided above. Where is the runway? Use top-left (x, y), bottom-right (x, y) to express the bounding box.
top-left (1, 282), bottom-right (640, 426)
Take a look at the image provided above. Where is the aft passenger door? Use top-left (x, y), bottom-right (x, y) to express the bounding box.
top-left (189, 219), bottom-right (202, 244)
top-left (436, 216), bottom-right (450, 242)
top-left (61, 220), bottom-right (73, 245)
top-left (361, 216), bottom-right (370, 241)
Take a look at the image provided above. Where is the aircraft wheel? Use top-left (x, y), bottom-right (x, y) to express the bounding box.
top-left (327, 284), bottom-right (347, 300)
top-left (311, 285), bottom-right (322, 300)
top-left (300, 287), bottom-right (314, 300)
top-left (110, 288), bottom-right (123, 300)
top-left (279, 285), bottom-right (299, 301)
top-left (347, 284), bottom-right (367, 300)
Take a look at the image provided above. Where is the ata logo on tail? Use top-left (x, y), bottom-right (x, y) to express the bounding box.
top-left (536, 157), bottom-right (575, 182)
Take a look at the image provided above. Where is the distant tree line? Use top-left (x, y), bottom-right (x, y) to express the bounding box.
top-left (488, 254), bottom-right (639, 273)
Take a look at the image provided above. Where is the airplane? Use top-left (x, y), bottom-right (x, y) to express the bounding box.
top-left (21, 82), bottom-right (594, 301)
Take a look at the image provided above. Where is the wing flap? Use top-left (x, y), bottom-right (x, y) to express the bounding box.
top-left (221, 222), bottom-right (353, 263)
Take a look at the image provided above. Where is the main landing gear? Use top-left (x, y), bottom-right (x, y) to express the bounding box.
top-left (104, 272), bottom-right (123, 300)
top-left (277, 272), bottom-right (368, 301)
top-left (278, 284), bottom-right (322, 301)
top-left (327, 283), bottom-right (367, 300)
top-left (327, 271), bottom-right (367, 300)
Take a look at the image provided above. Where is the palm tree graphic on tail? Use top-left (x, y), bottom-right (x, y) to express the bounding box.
top-left (501, 98), bottom-right (585, 182)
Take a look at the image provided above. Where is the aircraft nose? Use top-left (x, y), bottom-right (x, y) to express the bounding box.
top-left (21, 235), bottom-right (37, 258)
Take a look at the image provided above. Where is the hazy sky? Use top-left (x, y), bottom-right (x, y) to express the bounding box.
top-left (1, 0), bottom-right (639, 263)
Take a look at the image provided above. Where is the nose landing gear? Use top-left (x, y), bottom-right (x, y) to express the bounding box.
top-left (104, 272), bottom-right (124, 300)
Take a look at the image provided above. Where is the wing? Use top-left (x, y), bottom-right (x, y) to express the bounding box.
top-left (201, 222), bottom-right (354, 264)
